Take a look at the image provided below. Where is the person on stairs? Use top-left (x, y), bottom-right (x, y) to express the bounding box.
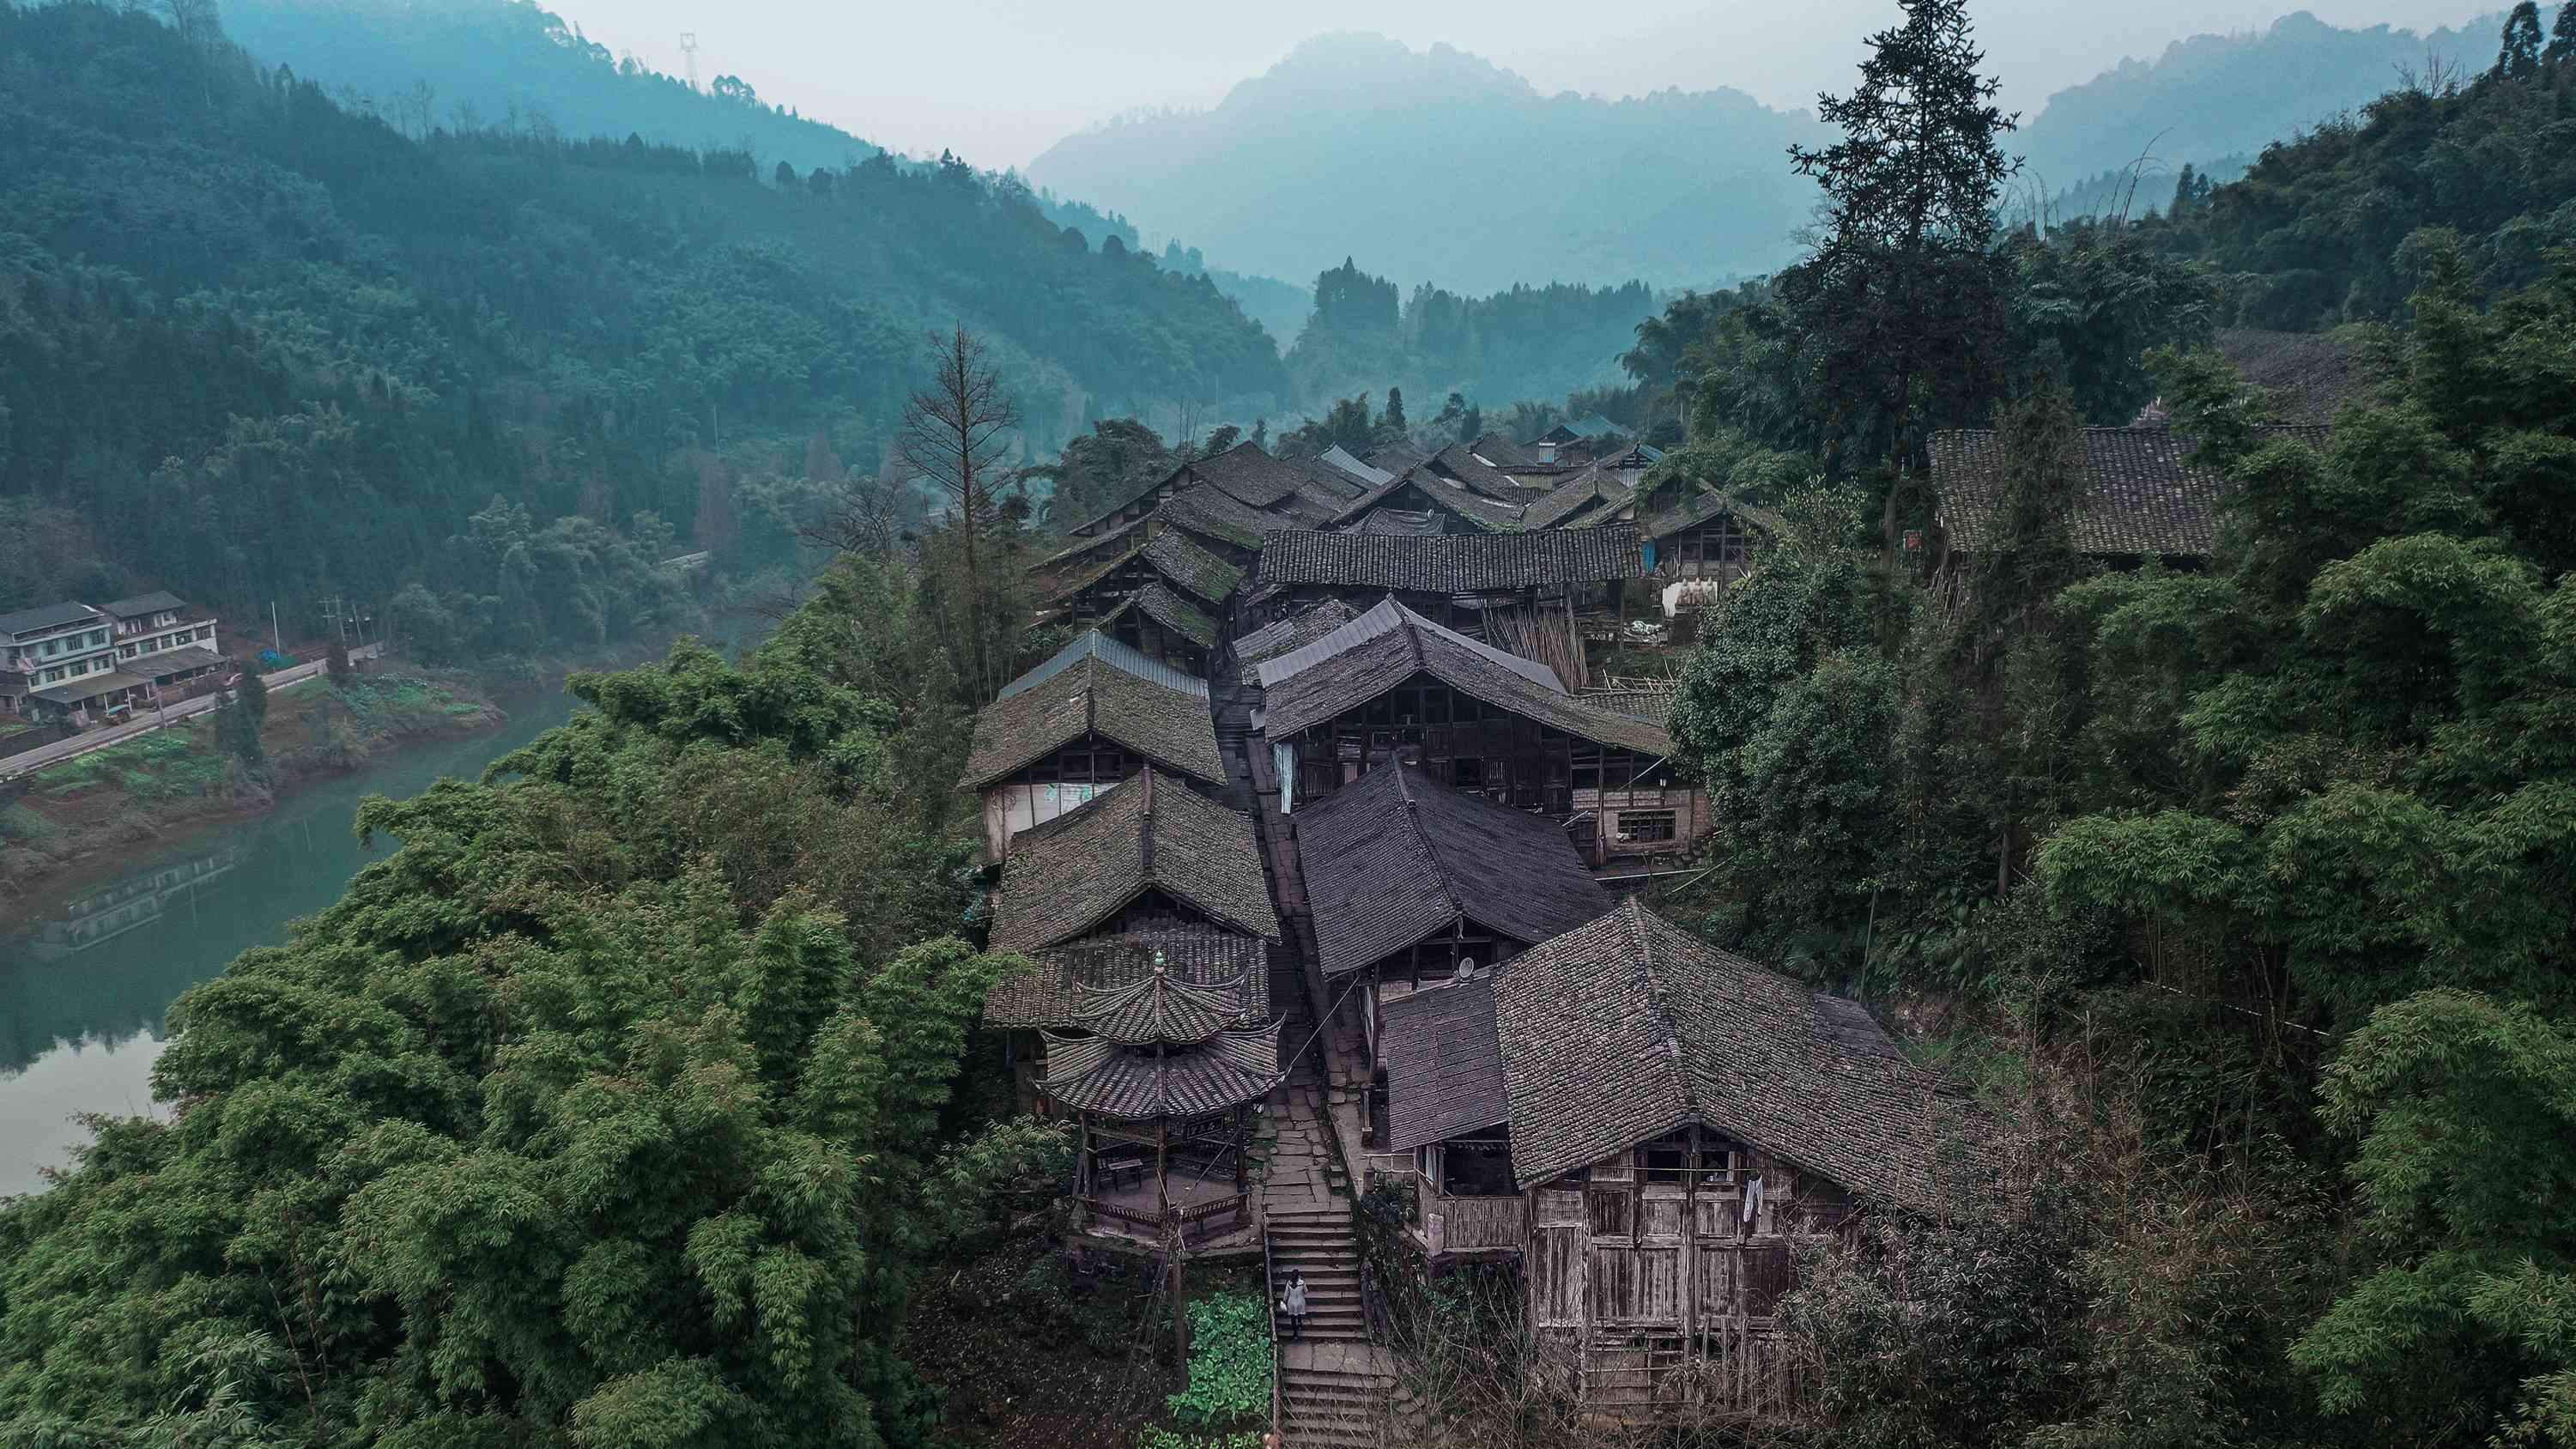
top-left (1282, 1270), bottom-right (1308, 1340)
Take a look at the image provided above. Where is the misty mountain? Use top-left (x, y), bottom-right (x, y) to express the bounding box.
top-left (1027, 32), bottom-right (1829, 295)
top-left (2020, 8), bottom-right (2531, 219)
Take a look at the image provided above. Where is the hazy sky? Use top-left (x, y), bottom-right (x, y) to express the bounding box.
top-left (548, 0), bottom-right (2495, 171)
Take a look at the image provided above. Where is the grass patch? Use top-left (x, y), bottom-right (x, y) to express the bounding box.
top-left (33, 728), bottom-right (226, 801)
top-left (0, 803), bottom-right (58, 842)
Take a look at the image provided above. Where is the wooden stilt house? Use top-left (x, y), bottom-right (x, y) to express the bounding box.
top-left (1381, 901), bottom-right (1997, 1418)
top-left (960, 632), bottom-right (1224, 864)
top-left (1254, 597), bottom-right (1709, 870)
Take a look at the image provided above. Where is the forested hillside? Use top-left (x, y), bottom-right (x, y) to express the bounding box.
top-left (0, 2), bottom-right (1282, 655)
top-left (2136, 16), bottom-right (2576, 327)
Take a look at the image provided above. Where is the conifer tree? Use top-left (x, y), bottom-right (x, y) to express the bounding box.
top-left (2497, 1), bottom-right (2543, 77)
top-left (2549, 0), bottom-right (2576, 67)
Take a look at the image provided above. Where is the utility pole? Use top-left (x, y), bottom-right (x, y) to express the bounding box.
top-left (270, 601), bottom-right (282, 655)
top-left (679, 33), bottom-right (700, 92)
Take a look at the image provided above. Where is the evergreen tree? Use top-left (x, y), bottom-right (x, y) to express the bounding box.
top-left (2170, 162), bottom-right (2198, 217)
top-left (215, 671), bottom-right (268, 780)
top-left (2497, 1), bottom-right (2543, 77)
top-left (1781, 0), bottom-right (2021, 482)
top-left (1379, 385), bottom-right (1406, 437)
top-left (2549, 0), bottom-right (2576, 67)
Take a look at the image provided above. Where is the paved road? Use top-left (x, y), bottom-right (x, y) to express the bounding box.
top-left (0, 645), bottom-right (384, 783)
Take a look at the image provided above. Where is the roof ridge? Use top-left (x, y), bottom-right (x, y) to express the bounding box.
top-left (1389, 765), bottom-right (1470, 931)
top-left (1627, 901), bottom-right (1692, 1115)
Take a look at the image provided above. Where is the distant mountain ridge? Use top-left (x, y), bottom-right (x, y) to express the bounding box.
top-left (2017, 6), bottom-right (2533, 216)
top-left (1027, 32), bottom-right (1828, 296)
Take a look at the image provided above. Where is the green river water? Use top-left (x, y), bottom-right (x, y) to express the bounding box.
top-left (0, 687), bottom-right (584, 1195)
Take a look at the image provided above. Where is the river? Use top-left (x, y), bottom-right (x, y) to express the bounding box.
top-left (0, 687), bottom-right (585, 1195)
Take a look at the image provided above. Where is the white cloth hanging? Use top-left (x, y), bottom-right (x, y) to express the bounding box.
top-left (1274, 742), bottom-right (1298, 813)
top-left (1741, 1173), bottom-right (1765, 1227)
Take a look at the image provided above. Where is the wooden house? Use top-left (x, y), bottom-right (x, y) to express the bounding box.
top-left (1639, 491), bottom-right (1782, 590)
top-left (1037, 528), bottom-right (1245, 674)
top-left (1521, 464), bottom-right (1638, 532)
top-left (1225, 598), bottom-right (1360, 687)
top-left (984, 765), bottom-right (1282, 956)
top-left (1293, 761), bottom-right (1609, 1072)
top-left (959, 632), bottom-right (1225, 864)
top-left (1253, 597), bottom-right (1709, 870)
top-left (1928, 424), bottom-right (2331, 567)
top-left (1382, 901), bottom-right (1996, 1417)
top-left (985, 925), bottom-right (1278, 1247)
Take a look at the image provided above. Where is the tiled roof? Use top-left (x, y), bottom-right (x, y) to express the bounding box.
top-left (1494, 901), bottom-right (1997, 1206)
top-left (1107, 582), bottom-right (1219, 650)
top-left (1367, 444), bottom-right (1431, 475)
top-left (1062, 462), bottom-right (1189, 537)
top-left (1228, 599), bottom-right (1359, 685)
top-left (1191, 443), bottom-right (1314, 510)
top-left (1639, 489), bottom-right (1788, 542)
top-left (1522, 466), bottom-right (1638, 531)
top-left (1162, 482), bottom-right (1294, 548)
top-left (1930, 425), bottom-right (2331, 557)
top-left (1038, 1025), bottom-right (1279, 1119)
top-left (988, 767), bottom-right (1282, 952)
top-left (2215, 328), bottom-right (2370, 424)
top-left (100, 591), bottom-right (188, 618)
top-left (1576, 687), bottom-right (1675, 724)
top-left (964, 639), bottom-right (1221, 790)
top-left (1466, 433), bottom-right (1537, 469)
top-left (1316, 446), bottom-right (1394, 488)
top-left (1355, 508), bottom-right (1444, 537)
top-left (998, 629), bottom-right (1209, 700)
top-left (1295, 763), bottom-right (1611, 978)
top-left (984, 926), bottom-right (1269, 1030)
top-left (1383, 973), bottom-right (1509, 1151)
top-left (1143, 528), bottom-right (1246, 604)
top-left (34, 670), bottom-right (147, 705)
top-left (0, 602), bottom-right (104, 637)
top-left (1071, 957), bottom-right (1259, 1044)
top-left (135, 646), bottom-right (227, 681)
top-left (1257, 526), bottom-right (1646, 594)
top-left (1429, 445), bottom-right (1529, 501)
top-left (1258, 598), bottom-right (1670, 755)
top-left (1329, 466), bottom-right (1526, 532)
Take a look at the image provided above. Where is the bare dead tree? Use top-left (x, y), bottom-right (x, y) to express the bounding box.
top-left (899, 324), bottom-right (1022, 698)
top-left (797, 464), bottom-right (913, 561)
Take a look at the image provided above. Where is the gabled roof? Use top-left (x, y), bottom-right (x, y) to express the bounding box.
top-left (1929, 425), bottom-right (2331, 557)
top-left (985, 925), bottom-right (1269, 1030)
top-left (1039, 1025), bottom-right (1279, 1119)
top-left (1316, 446), bottom-right (1395, 488)
top-left (1367, 443), bottom-right (1431, 475)
top-left (1191, 442), bottom-right (1314, 511)
top-left (1530, 424), bottom-right (1583, 446)
top-left (0, 603), bottom-right (105, 638)
top-left (1494, 901), bottom-right (1997, 1204)
top-left (1102, 584), bottom-right (1219, 651)
top-left (1296, 763), bottom-right (1610, 978)
top-left (1062, 463), bottom-right (1188, 538)
top-left (1257, 526), bottom-right (1646, 595)
top-left (1142, 528), bottom-right (1246, 604)
top-left (1163, 482), bottom-right (1297, 548)
top-left (1466, 433), bottom-right (1537, 469)
top-left (1257, 597), bottom-right (1671, 755)
top-left (1228, 599), bottom-right (1360, 685)
top-left (1329, 465), bottom-right (1526, 532)
top-left (1576, 686), bottom-right (1676, 724)
top-left (1523, 466), bottom-right (1636, 531)
top-left (101, 591), bottom-right (188, 619)
top-left (1428, 445), bottom-right (1530, 501)
top-left (964, 634), bottom-right (1221, 790)
top-left (988, 767), bottom-right (1281, 952)
top-left (1639, 489), bottom-right (1787, 543)
top-left (1383, 973), bottom-right (1508, 1151)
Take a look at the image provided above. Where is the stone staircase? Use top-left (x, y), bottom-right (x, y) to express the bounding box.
top-left (1271, 1206), bottom-right (1395, 1447)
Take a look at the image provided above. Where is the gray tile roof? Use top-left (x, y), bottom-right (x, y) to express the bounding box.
top-left (1494, 901), bottom-right (1998, 1206)
top-left (1228, 599), bottom-right (1359, 685)
top-left (1257, 598), bottom-right (1671, 754)
top-left (1038, 1025), bottom-right (1279, 1119)
top-left (0, 602), bottom-right (105, 638)
top-left (1106, 583), bottom-right (1219, 651)
top-left (1429, 445), bottom-right (1530, 501)
top-left (1191, 442), bottom-right (1315, 510)
top-left (988, 767), bottom-right (1282, 952)
top-left (1329, 466), bottom-right (1528, 532)
top-left (964, 636), bottom-right (1221, 790)
top-left (1521, 465), bottom-right (1635, 531)
top-left (1355, 508), bottom-right (1445, 537)
top-left (1383, 973), bottom-right (1509, 1151)
top-left (135, 646), bottom-right (228, 681)
top-left (1637, 488), bottom-right (1789, 542)
top-left (100, 591), bottom-right (189, 619)
top-left (1257, 526), bottom-right (1646, 595)
top-left (1930, 425), bottom-right (2331, 557)
top-left (1142, 528), bottom-right (1246, 604)
top-left (1295, 763), bottom-right (1610, 978)
top-left (1575, 687), bottom-right (1676, 724)
top-left (984, 926), bottom-right (1270, 1030)
top-left (1466, 433), bottom-right (1537, 469)
top-left (1070, 956), bottom-right (1261, 1045)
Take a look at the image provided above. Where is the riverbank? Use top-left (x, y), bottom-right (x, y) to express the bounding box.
top-left (0, 662), bottom-right (504, 904)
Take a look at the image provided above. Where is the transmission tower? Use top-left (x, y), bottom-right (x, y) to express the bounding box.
top-left (679, 33), bottom-right (700, 92)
